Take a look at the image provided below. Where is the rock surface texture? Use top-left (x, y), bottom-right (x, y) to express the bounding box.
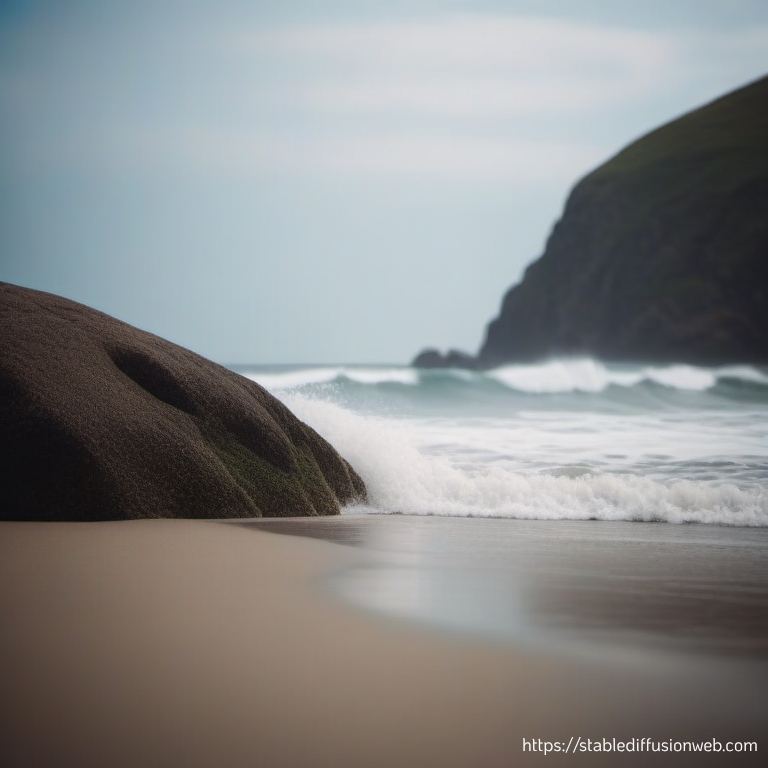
top-left (0, 283), bottom-right (366, 521)
top-left (478, 75), bottom-right (768, 367)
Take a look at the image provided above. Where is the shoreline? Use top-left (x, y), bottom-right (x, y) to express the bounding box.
top-left (240, 514), bottom-right (768, 659)
top-left (1, 517), bottom-right (766, 767)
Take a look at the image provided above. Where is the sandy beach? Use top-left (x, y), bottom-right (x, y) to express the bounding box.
top-left (1, 517), bottom-right (765, 768)
top-left (3, 4), bottom-right (768, 766)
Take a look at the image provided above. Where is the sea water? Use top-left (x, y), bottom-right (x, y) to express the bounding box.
top-left (238, 359), bottom-right (768, 526)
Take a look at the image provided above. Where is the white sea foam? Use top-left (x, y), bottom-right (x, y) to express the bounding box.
top-left (485, 359), bottom-right (765, 393)
top-left (283, 394), bottom-right (768, 527)
top-left (245, 368), bottom-right (341, 390)
top-left (488, 358), bottom-right (631, 392)
top-left (245, 366), bottom-right (418, 391)
top-left (342, 368), bottom-right (419, 385)
top-left (244, 359), bottom-right (768, 396)
top-left (716, 365), bottom-right (768, 385)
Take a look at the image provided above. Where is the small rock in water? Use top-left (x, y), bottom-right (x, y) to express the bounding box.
top-left (411, 348), bottom-right (478, 369)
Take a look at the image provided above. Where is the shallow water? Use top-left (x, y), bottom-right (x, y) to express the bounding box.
top-left (238, 359), bottom-right (768, 526)
top-left (242, 515), bottom-right (768, 662)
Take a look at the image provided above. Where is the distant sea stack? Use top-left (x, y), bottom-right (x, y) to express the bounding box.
top-left (414, 75), bottom-right (768, 369)
top-left (411, 348), bottom-right (478, 370)
top-left (0, 283), bottom-right (366, 522)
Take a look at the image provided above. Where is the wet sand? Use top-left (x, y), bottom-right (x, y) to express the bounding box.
top-left (242, 515), bottom-right (768, 659)
top-left (1, 517), bottom-right (766, 767)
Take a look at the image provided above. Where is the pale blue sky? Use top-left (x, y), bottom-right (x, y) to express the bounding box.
top-left (2, 1), bottom-right (768, 363)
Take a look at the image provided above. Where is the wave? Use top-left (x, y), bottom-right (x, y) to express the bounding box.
top-left (241, 361), bottom-right (768, 418)
top-left (244, 359), bottom-right (768, 396)
top-left (283, 394), bottom-right (768, 527)
top-left (486, 359), bottom-right (768, 393)
top-left (245, 366), bottom-right (419, 390)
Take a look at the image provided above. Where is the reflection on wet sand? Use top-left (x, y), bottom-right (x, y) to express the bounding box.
top-left (240, 516), bottom-right (768, 660)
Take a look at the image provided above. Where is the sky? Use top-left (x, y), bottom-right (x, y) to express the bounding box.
top-left (2, 1), bottom-right (768, 364)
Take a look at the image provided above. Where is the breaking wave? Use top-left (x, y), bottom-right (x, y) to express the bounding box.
top-left (243, 359), bottom-right (768, 404)
top-left (485, 359), bottom-right (768, 393)
top-left (282, 394), bottom-right (768, 527)
top-left (235, 358), bottom-right (768, 526)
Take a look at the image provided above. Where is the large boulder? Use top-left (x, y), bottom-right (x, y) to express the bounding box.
top-left (0, 282), bottom-right (366, 521)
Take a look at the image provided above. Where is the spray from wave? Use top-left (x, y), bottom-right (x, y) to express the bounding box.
top-left (283, 394), bottom-right (768, 527)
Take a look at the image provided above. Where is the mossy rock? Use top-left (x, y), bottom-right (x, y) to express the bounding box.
top-left (0, 282), bottom-right (366, 521)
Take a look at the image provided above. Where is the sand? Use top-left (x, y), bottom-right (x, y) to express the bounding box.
top-left (1, 518), bottom-right (765, 767)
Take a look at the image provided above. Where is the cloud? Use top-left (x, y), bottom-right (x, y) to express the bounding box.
top-left (225, 15), bottom-right (768, 121)
top-left (230, 15), bottom-right (680, 117)
top-left (106, 125), bottom-right (604, 184)
top-left (236, 15), bottom-right (675, 75)
top-left (304, 78), bottom-right (629, 117)
top-left (4, 12), bottom-right (768, 183)
top-left (159, 129), bottom-right (604, 185)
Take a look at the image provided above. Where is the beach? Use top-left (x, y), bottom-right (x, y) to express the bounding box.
top-left (1, 516), bottom-right (765, 767)
top-left (3, 6), bottom-right (768, 765)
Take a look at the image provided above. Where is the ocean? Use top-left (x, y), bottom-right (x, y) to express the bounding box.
top-left (238, 359), bottom-right (768, 527)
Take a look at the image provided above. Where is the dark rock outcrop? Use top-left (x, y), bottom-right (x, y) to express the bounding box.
top-left (0, 282), bottom-right (366, 522)
top-left (478, 75), bottom-right (768, 367)
top-left (411, 348), bottom-right (478, 369)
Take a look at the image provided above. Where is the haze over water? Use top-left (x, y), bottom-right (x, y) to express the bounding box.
top-left (242, 359), bottom-right (768, 527)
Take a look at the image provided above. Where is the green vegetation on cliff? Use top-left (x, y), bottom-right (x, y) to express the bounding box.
top-left (479, 75), bottom-right (768, 366)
